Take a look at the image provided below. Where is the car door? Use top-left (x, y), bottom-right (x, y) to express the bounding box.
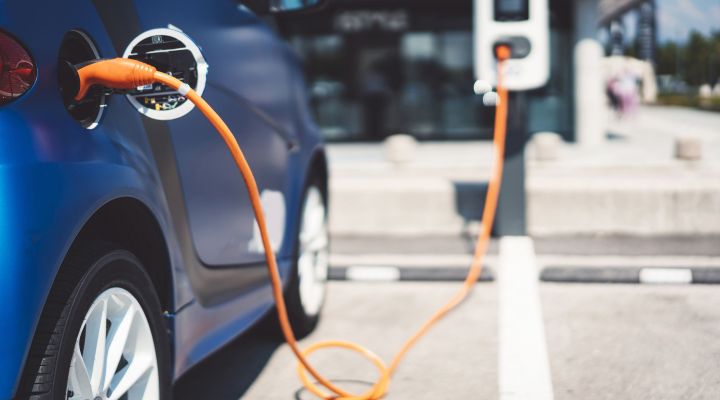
top-left (124, 1), bottom-right (298, 303)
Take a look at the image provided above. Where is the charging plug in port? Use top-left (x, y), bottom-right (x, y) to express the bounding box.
top-left (494, 36), bottom-right (532, 59)
top-left (58, 30), bottom-right (106, 129)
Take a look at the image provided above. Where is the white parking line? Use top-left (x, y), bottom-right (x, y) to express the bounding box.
top-left (537, 254), bottom-right (720, 269)
top-left (499, 236), bottom-right (554, 400)
top-left (639, 268), bottom-right (693, 284)
top-left (331, 253), bottom-right (499, 268)
top-left (345, 266), bottom-right (401, 282)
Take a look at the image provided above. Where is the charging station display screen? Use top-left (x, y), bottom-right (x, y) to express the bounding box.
top-left (494, 0), bottom-right (529, 21)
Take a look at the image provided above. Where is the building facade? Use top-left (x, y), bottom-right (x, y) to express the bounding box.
top-left (281, 0), bottom-right (650, 144)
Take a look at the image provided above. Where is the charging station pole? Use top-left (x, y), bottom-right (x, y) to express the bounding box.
top-left (494, 92), bottom-right (527, 235)
top-left (474, 0), bottom-right (549, 236)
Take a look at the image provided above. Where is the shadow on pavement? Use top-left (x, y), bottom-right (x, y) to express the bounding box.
top-left (173, 322), bottom-right (282, 400)
top-left (293, 380), bottom-right (377, 400)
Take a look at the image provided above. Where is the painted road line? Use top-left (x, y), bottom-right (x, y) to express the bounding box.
top-left (541, 267), bottom-right (640, 283)
top-left (498, 236), bottom-right (554, 400)
top-left (639, 268), bottom-right (692, 284)
top-left (329, 266), bottom-right (494, 282)
top-left (537, 255), bottom-right (720, 269)
top-left (691, 268), bottom-right (720, 284)
top-left (331, 253), bottom-right (499, 268)
top-left (541, 267), bottom-right (720, 284)
top-left (399, 266), bottom-right (493, 281)
top-left (344, 266), bottom-right (400, 282)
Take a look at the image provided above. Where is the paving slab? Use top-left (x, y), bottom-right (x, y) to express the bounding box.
top-left (541, 283), bottom-right (720, 400)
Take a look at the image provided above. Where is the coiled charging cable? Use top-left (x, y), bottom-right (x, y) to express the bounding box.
top-left (73, 45), bottom-right (511, 399)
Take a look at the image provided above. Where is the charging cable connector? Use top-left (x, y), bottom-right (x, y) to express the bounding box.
top-left (72, 58), bottom-right (158, 100)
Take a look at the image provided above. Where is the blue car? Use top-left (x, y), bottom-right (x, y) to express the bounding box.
top-left (0, 0), bottom-right (330, 398)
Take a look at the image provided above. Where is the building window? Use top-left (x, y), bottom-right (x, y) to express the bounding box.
top-left (289, 9), bottom-right (485, 142)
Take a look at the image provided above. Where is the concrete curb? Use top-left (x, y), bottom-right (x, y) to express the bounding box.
top-left (330, 177), bottom-right (720, 236)
top-left (541, 266), bottom-right (720, 284)
top-left (329, 266), bottom-right (494, 282)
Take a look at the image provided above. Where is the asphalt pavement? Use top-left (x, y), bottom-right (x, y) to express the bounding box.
top-left (175, 235), bottom-right (720, 399)
top-left (543, 283), bottom-right (720, 400)
top-left (175, 282), bottom-right (498, 400)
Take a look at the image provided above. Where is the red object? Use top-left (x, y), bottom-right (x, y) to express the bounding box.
top-left (0, 30), bottom-right (37, 105)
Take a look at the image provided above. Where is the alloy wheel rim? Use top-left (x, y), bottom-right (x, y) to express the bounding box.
top-left (297, 186), bottom-right (329, 317)
top-left (67, 287), bottom-right (159, 400)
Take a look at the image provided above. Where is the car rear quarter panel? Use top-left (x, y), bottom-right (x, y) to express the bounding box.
top-left (0, 52), bottom-right (184, 398)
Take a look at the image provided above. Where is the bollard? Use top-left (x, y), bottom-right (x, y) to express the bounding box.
top-left (530, 131), bottom-right (563, 161)
top-left (675, 136), bottom-right (702, 161)
top-left (384, 134), bottom-right (418, 166)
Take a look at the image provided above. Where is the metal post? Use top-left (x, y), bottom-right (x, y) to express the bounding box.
top-left (637, 0), bottom-right (656, 64)
top-left (494, 91), bottom-right (527, 236)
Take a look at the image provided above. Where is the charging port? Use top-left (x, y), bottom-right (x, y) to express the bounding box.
top-left (58, 30), bottom-right (106, 129)
top-left (122, 29), bottom-right (208, 121)
top-left (127, 36), bottom-right (196, 112)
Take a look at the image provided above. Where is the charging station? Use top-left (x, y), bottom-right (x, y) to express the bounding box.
top-left (474, 0), bottom-right (550, 235)
top-left (474, 0), bottom-right (549, 91)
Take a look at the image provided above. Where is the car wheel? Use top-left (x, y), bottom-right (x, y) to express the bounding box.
top-left (18, 243), bottom-right (170, 400)
top-left (284, 180), bottom-right (330, 338)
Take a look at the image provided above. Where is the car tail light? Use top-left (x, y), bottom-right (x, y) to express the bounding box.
top-left (0, 29), bottom-right (37, 106)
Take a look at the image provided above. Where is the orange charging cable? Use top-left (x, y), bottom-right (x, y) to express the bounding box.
top-left (75, 45), bottom-right (511, 399)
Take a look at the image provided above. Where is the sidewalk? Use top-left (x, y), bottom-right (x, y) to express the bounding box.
top-left (327, 106), bottom-right (720, 236)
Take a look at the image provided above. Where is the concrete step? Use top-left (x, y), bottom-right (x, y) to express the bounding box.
top-left (328, 171), bottom-right (720, 236)
top-left (330, 175), bottom-right (472, 235)
top-left (527, 172), bottom-right (720, 235)
top-left (326, 109), bottom-right (720, 237)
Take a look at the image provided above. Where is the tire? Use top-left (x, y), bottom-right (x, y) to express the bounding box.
top-left (267, 178), bottom-right (329, 339)
top-left (17, 243), bottom-right (171, 400)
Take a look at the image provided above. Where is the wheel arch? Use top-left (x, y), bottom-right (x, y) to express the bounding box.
top-left (67, 197), bottom-right (174, 314)
top-left (307, 147), bottom-right (329, 200)
top-left (15, 196), bottom-right (175, 398)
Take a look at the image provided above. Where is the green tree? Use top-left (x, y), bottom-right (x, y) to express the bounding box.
top-left (682, 30), bottom-right (710, 86)
top-left (708, 31), bottom-right (720, 85)
top-left (656, 41), bottom-right (678, 76)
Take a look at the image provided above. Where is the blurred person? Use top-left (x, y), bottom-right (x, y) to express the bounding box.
top-left (618, 68), bottom-right (640, 116)
top-left (608, 68), bottom-right (640, 118)
top-left (607, 77), bottom-right (621, 115)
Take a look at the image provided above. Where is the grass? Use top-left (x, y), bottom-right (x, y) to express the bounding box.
top-left (656, 93), bottom-right (720, 112)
